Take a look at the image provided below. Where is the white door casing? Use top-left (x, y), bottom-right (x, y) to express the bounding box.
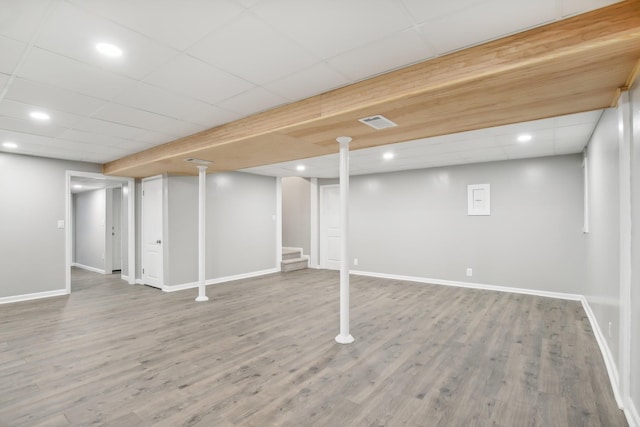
top-left (320, 185), bottom-right (340, 270)
top-left (142, 176), bottom-right (164, 288)
top-left (111, 187), bottom-right (122, 271)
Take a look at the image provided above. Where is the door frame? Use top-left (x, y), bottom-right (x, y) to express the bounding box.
top-left (65, 171), bottom-right (135, 293)
top-left (319, 184), bottom-right (340, 270)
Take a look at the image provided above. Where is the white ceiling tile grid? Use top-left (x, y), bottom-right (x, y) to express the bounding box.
top-left (0, 0), bottom-right (620, 170)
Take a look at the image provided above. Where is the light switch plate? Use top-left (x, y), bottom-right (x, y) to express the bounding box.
top-left (57, 220), bottom-right (65, 229)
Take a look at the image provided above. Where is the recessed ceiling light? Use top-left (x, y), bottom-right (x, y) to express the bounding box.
top-left (2, 141), bottom-right (18, 149)
top-left (73, 184), bottom-right (83, 189)
top-left (29, 111), bottom-right (50, 121)
top-left (96, 42), bottom-right (123, 57)
top-left (517, 134), bottom-right (532, 143)
top-left (383, 151), bottom-right (395, 160)
top-left (296, 165), bottom-right (306, 172)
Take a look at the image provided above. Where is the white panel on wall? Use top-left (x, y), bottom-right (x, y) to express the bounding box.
top-left (467, 183), bottom-right (491, 215)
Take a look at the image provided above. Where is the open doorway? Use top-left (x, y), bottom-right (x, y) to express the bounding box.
top-left (65, 171), bottom-right (135, 293)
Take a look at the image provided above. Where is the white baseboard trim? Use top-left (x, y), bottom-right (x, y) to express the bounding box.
top-left (580, 297), bottom-right (623, 409)
top-left (163, 268), bottom-right (279, 293)
top-left (73, 263), bottom-right (106, 275)
top-left (0, 289), bottom-right (68, 305)
top-left (626, 398), bottom-right (639, 427)
top-left (350, 270), bottom-right (583, 301)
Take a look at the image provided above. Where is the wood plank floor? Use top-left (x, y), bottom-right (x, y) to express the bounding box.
top-left (0, 268), bottom-right (626, 426)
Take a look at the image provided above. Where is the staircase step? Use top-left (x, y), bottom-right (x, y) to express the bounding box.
top-left (282, 247), bottom-right (303, 261)
top-left (281, 257), bottom-right (308, 272)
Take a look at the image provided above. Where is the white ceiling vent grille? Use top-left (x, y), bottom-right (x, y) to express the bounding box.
top-left (358, 115), bottom-right (398, 130)
top-left (184, 158), bottom-right (212, 165)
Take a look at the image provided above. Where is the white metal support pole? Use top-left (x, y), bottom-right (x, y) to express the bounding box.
top-left (196, 165), bottom-right (209, 302)
top-left (335, 136), bottom-right (354, 344)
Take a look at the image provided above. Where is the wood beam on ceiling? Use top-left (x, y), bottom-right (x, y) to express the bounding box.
top-left (103, 0), bottom-right (640, 178)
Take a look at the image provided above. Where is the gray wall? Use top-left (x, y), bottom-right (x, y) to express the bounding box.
top-left (630, 83), bottom-right (640, 419)
top-left (163, 171), bottom-right (277, 286)
top-left (282, 176), bottom-right (311, 255)
top-left (328, 155), bottom-right (586, 294)
top-left (74, 189), bottom-right (106, 271)
top-left (166, 175), bottom-right (197, 286)
top-left (584, 108), bottom-right (621, 367)
top-left (0, 153), bottom-right (101, 298)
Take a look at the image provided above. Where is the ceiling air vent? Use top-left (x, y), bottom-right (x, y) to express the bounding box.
top-left (184, 158), bottom-right (212, 165)
top-left (358, 114), bottom-right (398, 130)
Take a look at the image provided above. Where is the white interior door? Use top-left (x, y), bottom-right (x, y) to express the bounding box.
top-left (142, 176), bottom-right (163, 288)
top-left (320, 185), bottom-right (340, 270)
top-left (111, 187), bottom-right (122, 271)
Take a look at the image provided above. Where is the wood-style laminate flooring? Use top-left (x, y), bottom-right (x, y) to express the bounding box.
top-left (0, 268), bottom-right (626, 426)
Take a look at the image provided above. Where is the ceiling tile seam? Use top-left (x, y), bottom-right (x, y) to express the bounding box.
top-left (65, 0), bottom-right (190, 57)
top-left (177, 52), bottom-right (260, 97)
top-left (166, 7), bottom-right (250, 55)
top-left (63, 1), bottom-right (227, 86)
top-left (0, 0), bottom-right (61, 104)
top-left (87, 95), bottom-right (237, 131)
top-left (5, 76), bottom-right (111, 114)
top-left (237, 9), bottom-right (327, 63)
top-left (217, 86), bottom-right (291, 116)
top-left (2, 97), bottom-right (87, 128)
top-left (554, 0), bottom-right (564, 20)
top-left (393, 0), bottom-right (441, 56)
top-left (177, 10), bottom-right (336, 92)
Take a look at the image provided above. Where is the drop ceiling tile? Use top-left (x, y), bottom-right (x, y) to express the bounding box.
top-left (252, 0), bottom-right (412, 59)
top-left (459, 147), bottom-right (509, 162)
top-left (70, 0), bottom-right (244, 51)
top-left (503, 140), bottom-right (555, 156)
top-left (327, 28), bottom-right (436, 81)
top-left (560, 0), bottom-right (622, 17)
top-left (553, 109), bottom-right (602, 127)
top-left (112, 81), bottom-right (224, 124)
top-left (0, 35), bottom-right (24, 74)
top-left (437, 136), bottom-right (502, 152)
top-left (0, 99), bottom-right (83, 128)
top-left (188, 13), bottom-right (318, 85)
top-left (144, 54), bottom-right (254, 104)
top-left (400, 0), bottom-right (482, 23)
top-left (5, 78), bottom-right (106, 117)
top-left (6, 144), bottom-right (83, 161)
top-left (115, 140), bottom-right (159, 152)
top-left (418, 0), bottom-right (556, 54)
top-left (491, 117), bottom-right (555, 137)
top-left (496, 128), bottom-right (554, 146)
top-left (58, 129), bottom-right (132, 148)
top-left (0, 129), bottom-right (51, 146)
top-left (93, 103), bottom-right (208, 137)
top-left (554, 145), bottom-right (584, 155)
top-left (0, 0), bottom-right (50, 42)
top-left (72, 117), bottom-right (146, 140)
top-left (18, 48), bottom-right (134, 100)
top-left (218, 87), bottom-right (288, 116)
top-left (0, 116), bottom-right (67, 138)
top-left (36, 2), bottom-right (179, 80)
top-left (554, 124), bottom-right (594, 145)
top-left (190, 105), bottom-right (243, 128)
top-left (236, 0), bottom-right (261, 8)
top-left (49, 138), bottom-right (103, 151)
top-left (264, 63), bottom-right (350, 101)
top-left (130, 130), bottom-right (174, 145)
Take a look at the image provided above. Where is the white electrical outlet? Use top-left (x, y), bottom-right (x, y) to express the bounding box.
top-left (354, 258), bottom-right (359, 266)
top-left (466, 268), bottom-right (473, 277)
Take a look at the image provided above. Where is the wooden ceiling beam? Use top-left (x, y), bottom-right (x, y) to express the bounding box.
top-left (103, 0), bottom-right (640, 178)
